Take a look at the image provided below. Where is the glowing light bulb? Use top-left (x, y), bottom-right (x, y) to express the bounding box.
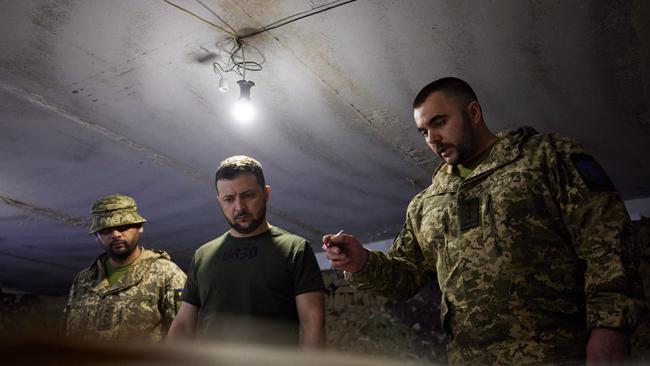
top-left (232, 99), bottom-right (255, 123)
top-left (232, 79), bottom-right (256, 123)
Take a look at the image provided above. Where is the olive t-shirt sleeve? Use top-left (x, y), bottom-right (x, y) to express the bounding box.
top-left (292, 241), bottom-right (325, 295)
top-left (182, 254), bottom-right (201, 307)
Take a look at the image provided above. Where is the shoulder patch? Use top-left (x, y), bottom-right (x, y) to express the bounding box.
top-left (570, 153), bottom-right (617, 192)
top-left (458, 197), bottom-right (480, 231)
top-left (174, 288), bottom-right (184, 313)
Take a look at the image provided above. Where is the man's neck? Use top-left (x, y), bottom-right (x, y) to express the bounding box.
top-left (109, 246), bottom-right (142, 267)
top-left (463, 131), bottom-right (498, 166)
top-left (229, 221), bottom-right (271, 238)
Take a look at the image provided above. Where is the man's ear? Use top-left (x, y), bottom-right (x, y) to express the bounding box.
top-left (264, 185), bottom-right (270, 202)
top-left (138, 225), bottom-right (144, 234)
top-left (467, 100), bottom-right (482, 124)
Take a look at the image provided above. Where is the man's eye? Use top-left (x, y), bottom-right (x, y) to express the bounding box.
top-left (223, 197), bottom-right (233, 203)
top-left (419, 130), bottom-right (428, 137)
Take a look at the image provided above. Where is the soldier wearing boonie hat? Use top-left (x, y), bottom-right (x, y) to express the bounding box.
top-left (88, 194), bottom-right (147, 234)
top-left (64, 194), bottom-right (186, 342)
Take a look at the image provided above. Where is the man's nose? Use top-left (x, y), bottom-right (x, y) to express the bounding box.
top-left (234, 196), bottom-right (246, 211)
top-left (426, 130), bottom-right (439, 144)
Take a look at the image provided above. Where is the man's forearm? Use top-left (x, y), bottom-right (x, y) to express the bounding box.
top-left (296, 291), bottom-right (325, 349)
top-left (166, 320), bottom-right (194, 340)
top-left (586, 327), bottom-right (628, 365)
top-left (300, 320), bottom-right (325, 348)
top-left (166, 301), bottom-right (198, 341)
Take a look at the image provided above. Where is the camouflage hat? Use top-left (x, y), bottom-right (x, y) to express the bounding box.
top-left (89, 194), bottom-right (146, 234)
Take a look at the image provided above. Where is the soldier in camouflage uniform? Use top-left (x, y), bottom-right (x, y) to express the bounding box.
top-left (64, 194), bottom-right (186, 342)
top-left (324, 77), bottom-right (645, 365)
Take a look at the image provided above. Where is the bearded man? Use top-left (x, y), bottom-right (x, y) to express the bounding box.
top-left (324, 77), bottom-right (645, 365)
top-left (64, 194), bottom-right (186, 342)
top-left (167, 156), bottom-right (325, 348)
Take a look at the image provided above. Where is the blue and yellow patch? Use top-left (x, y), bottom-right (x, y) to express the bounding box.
top-left (173, 288), bottom-right (184, 313)
top-left (570, 153), bottom-right (617, 192)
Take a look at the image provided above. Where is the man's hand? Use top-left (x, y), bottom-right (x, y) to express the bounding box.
top-left (322, 233), bottom-right (369, 273)
top-left (586, 327), bottom-right (628, 365)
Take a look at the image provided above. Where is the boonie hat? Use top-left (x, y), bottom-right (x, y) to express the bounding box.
top-left (89, 194), bottom-right (146, 234)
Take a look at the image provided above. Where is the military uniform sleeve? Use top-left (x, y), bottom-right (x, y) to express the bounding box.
top-left (548, 134), bottom-right (645, 332)
top-left (63, 273), bottom-right (80, 336)
top-left (160, 262), bottom-right (187, 333)
top-left (345, 207), bottom-right (436, 300)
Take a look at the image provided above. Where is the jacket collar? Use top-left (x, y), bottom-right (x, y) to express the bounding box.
top-left (82, 247), bottom-right (167, 294)
top-left (427, 126), bottom-right (537, 195)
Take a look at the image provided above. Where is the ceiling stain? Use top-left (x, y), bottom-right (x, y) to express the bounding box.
top-left (0, 79), bottom-right (209, 184)
top-left (0, 193), bottom-right (88, 228)
top-left (30, 0), bottom-right (75, 35)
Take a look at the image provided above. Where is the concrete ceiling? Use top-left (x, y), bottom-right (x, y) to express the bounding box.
top-left (1, 0), bottom-right (649, 295)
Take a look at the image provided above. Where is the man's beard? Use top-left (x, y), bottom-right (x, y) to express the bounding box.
top-left (107, 240), bottom-right (139, 261)
top-left (439, 110), bottom-right (476, 166)
top-left (226, 204), bottom-right (267, 234)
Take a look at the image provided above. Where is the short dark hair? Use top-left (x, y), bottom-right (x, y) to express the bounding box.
top-left (412, 77), bottom-right (478, 109)
top-left (215, 155), bottom-right (266, 191)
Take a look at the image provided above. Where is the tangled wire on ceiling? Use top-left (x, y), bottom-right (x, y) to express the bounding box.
top-left (163, 0), bottom-right (359, 80)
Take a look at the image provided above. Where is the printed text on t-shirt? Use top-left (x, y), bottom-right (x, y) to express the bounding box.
top-left (221, 246), bottom-right (259, 261)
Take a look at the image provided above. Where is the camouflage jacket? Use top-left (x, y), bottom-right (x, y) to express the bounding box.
top-left (347, 127), bottom-right (645, 365)
top-left (64, 247), bottom-right (186, 342)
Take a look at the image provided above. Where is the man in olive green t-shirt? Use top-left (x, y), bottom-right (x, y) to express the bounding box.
top-left (168, 156), bottom-right (325, 348)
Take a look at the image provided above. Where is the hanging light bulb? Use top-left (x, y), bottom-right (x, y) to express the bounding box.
top-left (237, 80), bottom-right (255, 99)
top-left (232, 79), bottom-right (255, 123)
top-left (232, 99), bottom-right (254, 123)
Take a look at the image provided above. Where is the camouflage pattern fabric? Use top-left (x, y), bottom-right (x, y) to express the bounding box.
top-left (324, 270), bottom-right (447, 363)
top-left (89, 194), bottom-right (146, 234)
top-left (64, 247), bottom-right (186, 342)
top-left (630, 217), bottom-right (650, 362)
top-left (347, 127), bottom-right (645, 365)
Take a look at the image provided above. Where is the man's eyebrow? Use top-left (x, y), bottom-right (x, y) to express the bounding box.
top-left (427, 114), bottom-right (445, 125)
top-left (418, 114), bottom-right (444, 132)
top-left (223, 189), bottom-right (255, 197)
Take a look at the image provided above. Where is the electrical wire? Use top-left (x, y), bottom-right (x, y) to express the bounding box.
top-left (241, 41), bottom-right (246, 80)
top-left (194, 0), bottom-right (238, 36)
top-left (164, 0), bottom-right (361, 41)
top-left (258, 0), bottom-right (351, 30)
top-left (211, 38), bottom-right (264, 79)
top-left (239, 0), bottom-right (360, 40)
top-left (165, 0), bottom-right (360, 78)
top-left (163, 0), bottom-right (237, 37)
top-left (212, 38), bottom-right (239, 74)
